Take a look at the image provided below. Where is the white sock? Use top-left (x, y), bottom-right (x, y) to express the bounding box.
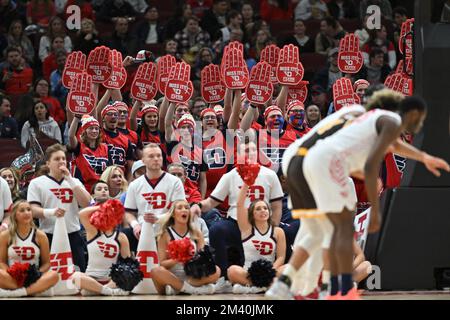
top-left (100, 286), bottom-right (113, 295)
top-left (301, 273), bottom-right (320, 296)
top-left (281, 264), bottom-right (297, 281)
top-left (11, 287), bottom-right (28, 297)
top-left (291, 266), bottom-right (306, 294)
top-left (322, 270), bottom-right (331, 285)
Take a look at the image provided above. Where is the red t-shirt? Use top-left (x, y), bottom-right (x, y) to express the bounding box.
top-left (42, 53), bottom-right (58, 81)
top-left (260, 0), bottom-right (293, 22)
top-left (26, 1), bottom-right (56, 25)
top-left (286, 123), bottom-right (311, 138)
top-left (3, 67), bottom-right (33, 95)
top-left (41, 96), bottom-right (65, 125)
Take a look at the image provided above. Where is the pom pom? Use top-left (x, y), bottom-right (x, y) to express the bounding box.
top-left (7, 262), bottom-right (30, 287)
top-left (24, 264), bottom-right (42, 287)
top-left (236, 162), bottom-right (261, 186)
top-left (167, 238), bottom-right (195, 264)
top-left (109, 257), bottom-right (144, 291)
top-left (247, 259), bottom-right (276, 288)
top-left (184, 246), bottom-right (217, 279)
top-left (90, 199), bottom-right (125, 232)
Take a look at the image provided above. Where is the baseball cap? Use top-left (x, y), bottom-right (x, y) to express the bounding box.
top-left (131, 160), bottom-right (145, 176)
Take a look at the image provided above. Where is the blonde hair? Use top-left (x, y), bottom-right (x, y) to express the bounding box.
top-left (100, 166), bottom-right (128, 192)
top-left (0, 167), bottom-right (20, 200)
top-left (8, 200), bottom-right (36, 245)
top-left (157, 200), bottom-right (200, 242)
top-left (366, 89), bottom-right (404, 111)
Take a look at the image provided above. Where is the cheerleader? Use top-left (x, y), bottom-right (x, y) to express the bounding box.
top-left (227, 182), bottom-right (286, 294)
top-left (151, 200), bottom-right (220, 295)
top-left (0, 201), bottom-right (58, 297)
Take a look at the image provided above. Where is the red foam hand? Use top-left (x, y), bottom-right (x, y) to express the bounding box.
top-left (103, 50), bottom-right (127, 89)
top-left (157, 54), bottom-right (176, 95)
top-left (167, 238), bottom-right (195, 264)
top-left (338, 33), bottom-right (364, 74)
top-left (260, 44), bottom-right (280, 84)
top-left (277, 44), bottom-right (304, 85)
top-left (245, 61), bottom-right (273, 105)
top-left (287, 80), bottom-right (309, 104)
top-left (404, 56), bottom-right (413, 75)
top-left (165, 62), bottom-right (194, 103)
top-left (395, 60), bottom-right (405, 74)
top-left (201, 64), bottom-right (226, 103)
top-left (333, 77), bottom-right (360, 111)
top-left (86, 46), bottom-right (112, 83)
top-left (62, 51), bottom-right (86, 89)
top-left (67, 72), bottom-right (96, 115)
top-left (220, 41), bottom-right (244, 80)
top-left (223, 47), bottom-right (249, 89)
top-left (384, 73), bottom-right (405, 94)
top-left (399, 18), bottom-right (414, 55)
top-left (402, 75), bottom-right (413, 96)
top-left (236, 162), bottom-right (261, 186)
top-left (131, 62), bottom-right (158, 102)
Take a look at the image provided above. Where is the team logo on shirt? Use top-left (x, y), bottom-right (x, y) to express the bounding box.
top-left (252, 240), bottom-right (274, 255)
top-left (83, 155), bottom-right (109, 175)
top-left (239, 185), bottom-right (265, 202)
top-left (136, 251), bottom-right (159, 278)
top-left (12, 246), bottom-right (36, 261)
top-left (50, 252), bottom-right (75, 280)
top-left (142, 192), bottom-right (167, 209)
top-left (97, 241), bottom-right (118, 258)
top-left (393, 154), bottom-right (407, 173)
top-left (204, 148), bottom-right (226, 169)
top-left (179, 155), bottom-right (200, 181)
top-left (50, 188), bottom-right (74, 203)
top-left (108, 145), bottom-right (126, 166)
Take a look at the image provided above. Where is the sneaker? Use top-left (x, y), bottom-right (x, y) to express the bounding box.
top-left (192, 284), bottom-right (215, 295)
top-left (110, 288), bottom-right (130, 296)
top-left (339, 288), bottom-right (361, 300)
top-left (294, 287), bottom-right (320, 300)
top-left (232, 284), bottom-right (266, 294)
top-left (326, 292), bottom-right (341, 300)
top-left (265, 280), bottom-right (294, 300)
top-left (214, 277), bottom-right (233, 294)
top-left (165, 285), bottom-right (176, 295)
top-left (0, 288), bottom-right (27, 298)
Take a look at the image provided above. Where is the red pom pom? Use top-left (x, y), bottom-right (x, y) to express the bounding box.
top-left (90, 199), bottom-right (125, 232)
top-left (7, 262), bottom-right (30, 287)
top-left (236, 162), bottom-right (261, 186)
top-left (167, 238), bottom-right (195, 264)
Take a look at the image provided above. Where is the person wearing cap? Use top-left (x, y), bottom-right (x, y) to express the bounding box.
top-left (165, 101), bottom-right (208, 198)
top-left (68, 114), bottom-right (111, 193)
top-left (353, 79), bottom-right (370, 101)
top-left (310, 83), bottom-right (330, 118)
top-left (213, 104), bottom-right (226, 131)
top-left (314, 47), bottom-right (342, 92)
top-left (114, 101), bottom-right (142, 160)
top-left (285, 100), bottom-right (311, 137)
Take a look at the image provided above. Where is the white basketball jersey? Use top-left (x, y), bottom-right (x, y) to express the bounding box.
top-left (313, 109), bottom-right (401, 174)
top-left (210, 166), bottom-right (284, 220)
top-left (167, 226), bottom-right (197, 279)
top-left (85, 230), bottom-right (121, 280)
top-left (282, 105), bottom-right (366, 175)
top-left (124, 172), bottom-right (185, 223)
top-left (27, 175), bottom-right (87, 234)
top-left (8, 228), bottom-right (41, 266)
top-left (242, 225), bottom-right (276, 269)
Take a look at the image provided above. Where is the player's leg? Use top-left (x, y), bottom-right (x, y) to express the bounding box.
top-left (25, 270), bottom-right (59, 296)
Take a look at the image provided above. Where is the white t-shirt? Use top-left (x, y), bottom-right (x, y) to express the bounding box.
top-left (124, 172), bottom-right (185, 223)
top-left (210, 166), bottom-right (284, 220)
top-left (27, 175), bottom-right (86, 234)
top-left (0, 177), bottom-right (13, 222)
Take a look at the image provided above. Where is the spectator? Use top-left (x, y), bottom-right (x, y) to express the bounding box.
top-left (260, 0), bottom-right (293, 22)
top-left (190, 97), bottom-right (207, 121)
top-left (192, 47), bottom-right (215, 82)
top-left (309, 84), bottom-right (329, 118)
top-left (0, 167), bottom-right (24, 202)
top-left (100, 165), bottom-right (128, 200)
top-left (249, 29), bottom-right (272, 60)
top-left (174, 16), bottom-right (211, 63)
top-left (38, 16), bottom-right (72, 62)
top-left (125, 0), bottom-right (148, 14)
top-left (0, 46), bottom-right (33, 96)
top-left (63, 0), bottom-right (95, 21)
top-left (33, 78), bottom-right (66, 127)
top-left (281, 19), bottom-right (315, 53)
top-left (97, 0), bottom-right (136, 23)
top-left (246, 19), bottom-right (272, 49)
top-left (314, 47), bottom-right (343, 91)
top-left (393, 6), bottom-right (408, 46)
top-left (327, 0), bottom-right (357, 20)
top-left (50, 50), bottom-right (68, 107)
top-left (73, 18), bottom-right (102, 56)
top-left (241, 1), bottom-right (256, 32)
top-left (165, 3), bottom-right (193, 40)
top-left (26, 0), bottom-right (56, 26)
top-left (217, 10), bottom-right (243, 43)
top-left (201, 0), bottom-right (229, 41)
top-left (315, 17), bottom-right (345, 55)
top-left (355, 14), bottom-right (371, 49)
top-left (356, 47), bottom-right (392, 85)
top-left (188, 0), bottom-right (213, 19)
top-left (0, 95), bottom-right (18, 139)
top-left (135, 6), bottom-right (165, 46)
top-left (21, 101), bottom-right (62, 148)
top-left (42, 37), bottom-right (66, 81)
top-left (360, 0), bottom-right (392, 20)
top-left (362, 25), bottom-right (397, 69)
top-left (0, 0), bottom-right (20, 32)
top-left (12, 93), bottom-right (41, 131)
top-left (295, 0), bottom-right (329, 21)
top-left (108, 17), bottom-right (139, 57)
top-left (6, 20), bottom-right (34, 65)
top-left (305, 104), bottom-right (321, 128)
top-left (161, 39), bottom-right (181, 60)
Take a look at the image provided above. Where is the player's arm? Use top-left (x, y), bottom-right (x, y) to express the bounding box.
top-left (79, 205), bottom-right (101, 240)
top-left (118, 232), bottom-right (131, 259)
top-left (275, 85), bottom-right (289, 115)
top-left (390, 139), bottom-right (450, 176)
top-left (0, 232), bottom-right (10, 271)
top-left (240, 103), bottom-right (258, 131)
top-left (164, 102), bottom-right (176, 142)
top-left (68, 116), bottom-right (81, 150)
top-left (36, 230), bottom-right (52, 272)
top-left (273, 227), bottom-right (286, 269)
top-left (130, 100), bottom-right (142, 131)
top-left (270, 199), bottom-right (282, 226)
top-left (157, 232), bottom-right (178, 269)
top-left (364, 116), bottom-right (402, 233)
top-left (236, 183), bottom-right (252, 234)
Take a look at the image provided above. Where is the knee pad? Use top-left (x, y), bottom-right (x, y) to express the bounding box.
top-left (294, 218), bottom-right (324, 254)
top-left (318, 217), bottom-right (334, 249)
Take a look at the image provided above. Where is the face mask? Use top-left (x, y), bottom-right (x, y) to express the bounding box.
top-left (266, 115), bottom-right (284, 130)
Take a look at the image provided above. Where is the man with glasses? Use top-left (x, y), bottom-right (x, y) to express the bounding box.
top-left (115, 101), bottom-right (142, 159)
top-left (285, 100), bottom-right (310, 137)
